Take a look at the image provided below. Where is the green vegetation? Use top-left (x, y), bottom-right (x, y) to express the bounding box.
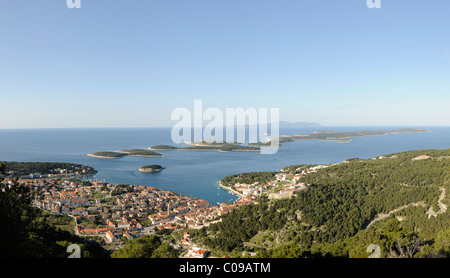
top-left (111, 184), bottom-right (134, 196)
top-left (248, 137), bottom-right (294, 147)
top-left (182, 143), bottom-right (260, 152)
top-left (0, 162), bottom-right (109, 258)
top-left (87, 151), bottom-right (127, 158)
top-left (3, 146), bottom-right (447, 258)
top-left (111, 234), bottom-right (178, 258)
top-left (116, 149), bottom-right (162, 157)
top-left (280, 128), bottom-right (430, 143)
top-left (149, 143), bottom-right (260, 152)
top-left (87, 149), bottom-right (162, 158)
top-left (198, 148), bottom-right (450, 257)
top-left (140, 164), bottom-right (164, 170)
top-left (0, 161), bottom-right (97, 177)
top-left (38, 211), bottom-right (75, 232)
top-left (220, 171), bottom-right (277, 187)
top-left (213, 144), bottom-right (260, 152)
top-left (249, 128), bottom-right (430, 146)
top-left (138, 164), bottom-right (165, 173)
top-left (149, 145), bottom-right (178, 150)
top-left (257, 217), bottom-right (450, 258)
top-left (152, 129), bottom-right (429, 151)
top-left (280, 164), bottom-right (310, 174)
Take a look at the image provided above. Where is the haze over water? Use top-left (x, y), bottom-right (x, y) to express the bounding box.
top-left (0, 126), bottom-right (449, 204)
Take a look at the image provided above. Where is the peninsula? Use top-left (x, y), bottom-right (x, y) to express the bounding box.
top-left (250, 128), bottom-right (431, 146)
top-left (200, 147), bottom-right (449, 258)
top-left (0, 161), bottom-right (97, 178)
top-left (86, 149), bottom-right (162, 159)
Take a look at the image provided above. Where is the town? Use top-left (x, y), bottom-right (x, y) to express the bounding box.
top-left (2, 174), bottom-right (253, 257)
top-left (1, 163), bottom-right (333, 257)
top-left (218, 164), bottom-right (336, 200)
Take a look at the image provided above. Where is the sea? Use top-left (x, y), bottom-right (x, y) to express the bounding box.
top-left (0, 126), bottom-right (449, 204)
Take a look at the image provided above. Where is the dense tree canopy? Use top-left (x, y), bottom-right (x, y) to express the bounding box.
top-left (0, 162), bottom-right (108, 258)
top-left (201, 149), bottom-right (450, 257)
top-left (111, 235), bottom-right (178, 258)
top-left (1, 161), bottom-right (97, 177)
top-left (220, 171), bottom-right (277, 187)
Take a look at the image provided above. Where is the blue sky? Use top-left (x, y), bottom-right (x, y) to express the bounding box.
top-left (1, 0), bottom-right (449, 128)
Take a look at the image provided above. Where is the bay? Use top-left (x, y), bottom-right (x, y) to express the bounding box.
top-left (0, 126), bottom-right (449, 204)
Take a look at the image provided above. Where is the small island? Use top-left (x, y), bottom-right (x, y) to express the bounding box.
top-left (86, 149), bottom-right (162, 159)
top-left (137, 164), bottom-right (165, 173)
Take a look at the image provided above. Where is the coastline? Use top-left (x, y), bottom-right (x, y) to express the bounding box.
top-left (17, 126), bottom-right (443, 206)
top-left (138, 168), bottom-right (164, 173)
top-left (148, 147), bottom-right (260, 152)
top-left (282, 128), bottom-right (432, 144)
top-left (113, 150), bottom-right (162, 157)
top-left (126, 154), bottom-right (162, 157)
top-left (217, 181), bottom-right (246, 198)
top-left (86, 153), bottom-right (121, 159)
top-left (86, 150), bottom-right (162, 159)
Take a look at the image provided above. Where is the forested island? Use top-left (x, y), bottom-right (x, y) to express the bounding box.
top-left (189, 148), bottom-right (449, 258)
top-left (151, 129), bottom-right (431, 151)
top-left (86, 149), bottom-right (162, 159)
top-left (137, 164), bottom-right (165, 173)
top-left (109, 129), bottom-right (433, 155)
top-left (149, 143), bottom-right (260, 152)
top-left (251, 128), bottom-right (431, 146)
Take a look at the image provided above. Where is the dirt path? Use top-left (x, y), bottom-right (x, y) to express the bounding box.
top-left (426, 187), bottom-right (447, 219)
top-left (365, 187), bottom-right (447, 230)
top-left (243, 242), bottom-right (267, 250)
top-left (365, 201), bottom-right (426, 230)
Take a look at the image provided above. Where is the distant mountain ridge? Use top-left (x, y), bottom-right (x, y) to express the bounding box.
top-left (278, 121), bottom-right (322, 127)
top-left (221, 121), bottom-right (322, 128)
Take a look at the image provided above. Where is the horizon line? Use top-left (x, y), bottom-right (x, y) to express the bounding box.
top-left (1, 124), bottom-right (449, 130)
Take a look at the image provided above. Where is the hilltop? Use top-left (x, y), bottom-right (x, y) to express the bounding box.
top-left (191, 148), bottom-right (450, 258)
